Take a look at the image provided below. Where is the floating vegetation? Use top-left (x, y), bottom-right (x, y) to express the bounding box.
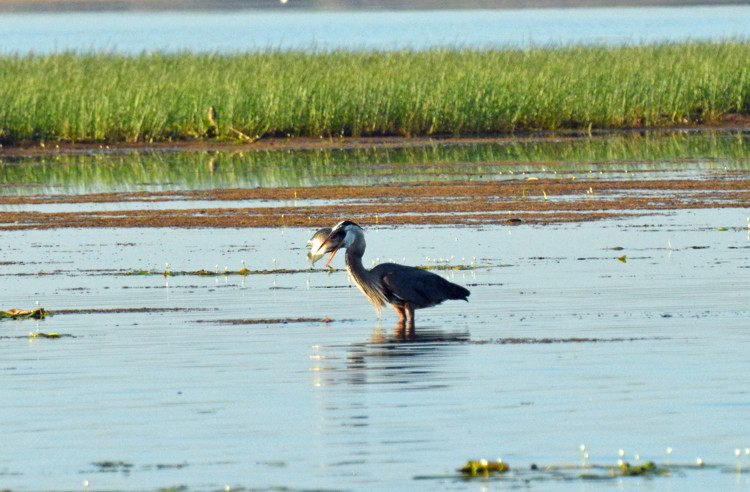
top-left (545, 462), bottom-right (672, 480)
top-left (1, 307), bottom-right (47, 320)
top-left (91, 461), bottom-right (134, 473)
top-left (467, 336), bottom-right (668, 345)
top-left (28, 332), bottom-right (75, 339)
top-left (417, 264), bottom-right (477, 271)
top-left (129, 267), bottom-right (337, 277)
top-left (197, 317), bottom-right (337, 325)
top-left (615, 461), bottom-right (668, 476)
top-left (27, 332), bottom-right (64, 339)
top-left (151, 462), bottom-right (189, 470)
top-left (439, 455), bottom-right (732, 484)
top-left (50, 307), bottom-right (216, 315)
top-left (459, 459), bottom-right (510, 476)
top-left (121, 265), bottom-right (477, 277)
top-left (1, 332), bottom-right (75, 340)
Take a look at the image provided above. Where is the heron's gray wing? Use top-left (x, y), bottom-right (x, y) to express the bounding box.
top-left (377, 264), bottom-right (454, 308)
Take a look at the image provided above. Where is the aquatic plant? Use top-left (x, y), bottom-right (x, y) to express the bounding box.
top-left (0, 41), bottom-right (748, 144)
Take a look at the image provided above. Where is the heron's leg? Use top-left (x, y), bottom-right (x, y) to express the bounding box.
top-left (406, 304), bottom-right (415, 330)
top-left (393, 305), bottom-right (410, 338)
top-left (393, 305), bottom-right (406, 323)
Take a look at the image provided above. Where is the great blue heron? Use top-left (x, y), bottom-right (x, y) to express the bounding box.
top-left (316, 220), bottom-right (470, 329)
top-left (307, 227), bottom-right (332, 266)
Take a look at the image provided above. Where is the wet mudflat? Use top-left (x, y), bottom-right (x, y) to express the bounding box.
top-left (1, 133), bottom-right (750, 491)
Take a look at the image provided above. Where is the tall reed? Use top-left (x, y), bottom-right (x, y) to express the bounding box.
top-left (0, 41), bottom-right (748, 143)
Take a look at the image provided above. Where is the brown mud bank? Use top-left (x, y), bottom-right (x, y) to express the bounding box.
top-left (1, 177), bottom-right (749, 230)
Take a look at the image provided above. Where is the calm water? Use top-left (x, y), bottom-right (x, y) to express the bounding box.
top-left (1, 6), bottom-right (749, 54)
top-left (2, 134), bottom-right (750, 490)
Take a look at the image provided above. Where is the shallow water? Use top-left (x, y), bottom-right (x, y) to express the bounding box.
top-left (2, 208), bottom-right (750, 491)
top-left (2, 6), bottom-right (750, 54)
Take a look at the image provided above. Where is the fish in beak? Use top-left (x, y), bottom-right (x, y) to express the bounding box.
top-left (307, 227), bottom-right (332, 266)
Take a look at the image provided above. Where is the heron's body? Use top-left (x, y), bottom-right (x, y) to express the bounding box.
top-left (317, 220), bottom-right (470, 329)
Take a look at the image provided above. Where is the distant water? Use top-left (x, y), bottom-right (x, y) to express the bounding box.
top-left (1, 5), bottom-right (749, 54)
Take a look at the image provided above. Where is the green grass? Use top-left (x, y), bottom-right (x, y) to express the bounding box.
top-left (1, 41), bottom-right (749, 144)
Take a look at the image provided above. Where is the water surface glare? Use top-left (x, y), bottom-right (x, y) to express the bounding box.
top-left (2, 209), bottom-right (750, 491)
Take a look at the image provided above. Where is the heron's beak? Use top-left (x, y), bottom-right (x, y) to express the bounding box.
top-left (321, 240), bottom-right (340, 267)
top-left (318, 232), bottom-right (343, 267)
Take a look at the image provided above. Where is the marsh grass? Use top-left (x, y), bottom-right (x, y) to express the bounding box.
top-left (1, 41), bottom-right (748, 143)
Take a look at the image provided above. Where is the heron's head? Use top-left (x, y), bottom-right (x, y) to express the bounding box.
top-left (318, 220), bottom-right (364, 263)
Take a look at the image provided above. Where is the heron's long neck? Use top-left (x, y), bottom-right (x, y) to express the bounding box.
top-left (345, 248), bottom-right (369, 285)
top-left (345, 248), bottom-right (386, 308)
